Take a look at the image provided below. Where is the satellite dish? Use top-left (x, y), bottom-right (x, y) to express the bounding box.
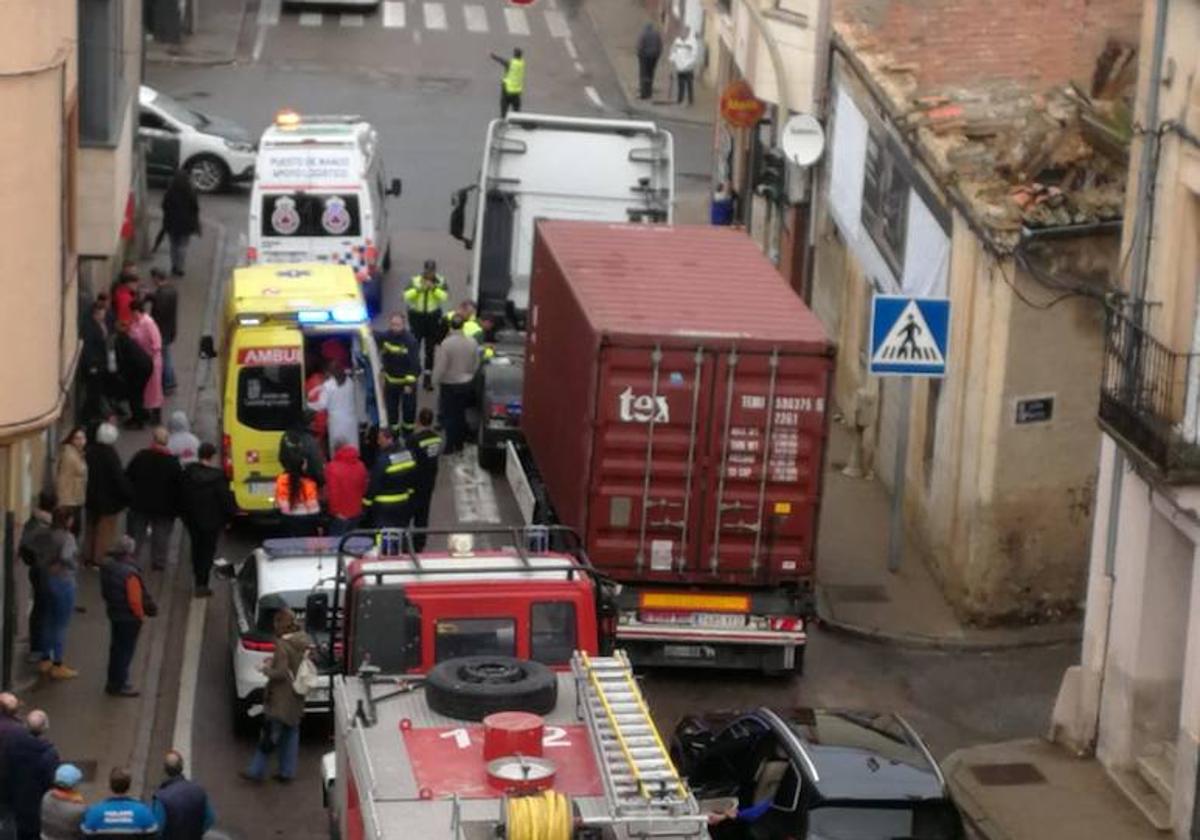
top-left (781, 114), bottom-right (826, 168)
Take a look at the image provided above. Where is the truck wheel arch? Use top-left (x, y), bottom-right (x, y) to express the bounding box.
top-left (425, 656), bottom-right (558, 721)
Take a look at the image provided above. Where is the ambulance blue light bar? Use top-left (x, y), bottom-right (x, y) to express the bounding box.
top-left (298, 309), bottom-right (332, 324)
top-left (331, 302), bottom-right (368, 323)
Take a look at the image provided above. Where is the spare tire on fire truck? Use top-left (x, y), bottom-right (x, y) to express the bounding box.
top-left (426, 656), bottom-right (558, 721)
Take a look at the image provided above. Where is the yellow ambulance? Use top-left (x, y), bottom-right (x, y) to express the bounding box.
top-left (219, 263), bottom-right (388, 514)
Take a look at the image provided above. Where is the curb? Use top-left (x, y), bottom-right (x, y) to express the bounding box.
top-left (941, 752), bottom-right (1013, 840)
top-left (580, 3), bottom-right (714, 129)
top-left (815, 588), bottom-right (1082, 652)
top-left (146, 52), bottom-right (239, 67)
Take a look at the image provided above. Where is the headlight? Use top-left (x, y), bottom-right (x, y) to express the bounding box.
top-left (224, 139), bottom-right (255, 153)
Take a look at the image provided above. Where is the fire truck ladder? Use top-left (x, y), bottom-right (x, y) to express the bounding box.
top-left (572, 652), bottom-right (703, 835)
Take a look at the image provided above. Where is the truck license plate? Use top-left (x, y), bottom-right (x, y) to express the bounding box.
top-left (248, 481), bottom-right (275, 496)
top-left (694, 612), bottom-right (746, 629)
top-left (664, 644), bottom-right (715, 660)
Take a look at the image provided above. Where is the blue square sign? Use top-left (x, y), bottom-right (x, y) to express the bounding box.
top-left (869, 296), bottom-right (950, 377)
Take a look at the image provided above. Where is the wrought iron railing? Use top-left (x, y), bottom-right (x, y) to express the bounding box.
top-left (1099, 308), bottom-right (1200, 479)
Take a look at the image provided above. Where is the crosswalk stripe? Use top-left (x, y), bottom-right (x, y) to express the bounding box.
top-left (340, 13), bottom-right (365, 27)
top-left (423, 1), bottom-right (447, 30)
top-left (503, 6), bottom-right (530, 35)
top-left (544, 9), bottom-right (568, 38)
top-left (298, 11), bottom-right (322, 26)
top-left (382, 0), bottom-right (406, 28)
top-left (463, 4), bottom-right (488, 33)
top-left (257, 0), bottom-right (281, 26)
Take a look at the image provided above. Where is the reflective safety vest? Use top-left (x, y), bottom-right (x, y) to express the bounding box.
top-left (274, 474), bottom-right (319, 516)
top-left (363, 446), bottom-right (416, 520)
top-left (405, 275), bottom-right (448, 314)
top-left (503, 58), bottom-right (525, 95)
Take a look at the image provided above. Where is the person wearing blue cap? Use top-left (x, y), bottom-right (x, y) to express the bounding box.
top-left (40, 763), bottom-right (86, 840)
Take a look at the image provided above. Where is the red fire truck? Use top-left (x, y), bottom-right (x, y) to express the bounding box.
top-left (323, 527), bottom-right (709, 840)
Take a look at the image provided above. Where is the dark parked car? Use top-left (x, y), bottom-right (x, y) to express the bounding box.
top-left (671, 708), bottom-right (967, 840)
top-left (475, 338), bottom-right (524, 473)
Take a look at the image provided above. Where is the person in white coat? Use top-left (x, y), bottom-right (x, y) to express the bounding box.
top-left (307, 362), bottom-right (359, 455)
top-left (669, 28), bottom-right (701, 106)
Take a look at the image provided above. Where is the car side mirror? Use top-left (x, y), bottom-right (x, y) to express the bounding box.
top-left (305, 592), bottom-right (330, 635)
top-left (213, 557), bottom-right (235, 580)
top-left (387, 178), bottom-right (402, 197)
top-left (199, 335), bottom-right (217, 359)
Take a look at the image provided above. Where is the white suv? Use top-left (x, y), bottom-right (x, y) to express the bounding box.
top-left (139, 85), bottom-right (257, 193)
top-left (216, 538), bottom-right (342, 735)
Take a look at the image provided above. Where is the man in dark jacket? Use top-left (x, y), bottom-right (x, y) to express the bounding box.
top-left (18, 492), bottom-right (56, 663)
top-left (0, 692), bottom-right (24, 839)
top-left (376, 312), bottom-right (420, 435)
top-left (178, 443), bottom-right (235, 596)
top-left (113, 321), bottom-right (152, 429)
top-left (161, 171), bottom-right (200, 277)
top-left (101, 537), bottom-right (157, 697)
top-left (148, 269), bottom-right (179, 395)
top-left (4, 710), bottom-right (59, 840)
top-left (363, 427), bottom-right (416, 528)
top-left (81, 301), bottom-right (111, 425)
top-left (84, 423), bottom-right (133, 568)
top-left (636, 22), bottom-right (663, 100)
top-left (125, 426), bottom-right (182, 570)
top-left (151, 751), bottom-right (215, 840)
top-left (405, 410), bottom-right (443, 551)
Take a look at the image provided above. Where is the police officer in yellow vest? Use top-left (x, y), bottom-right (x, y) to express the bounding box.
top-left (490, 47), bottom-right (525, 118)
top-left (404, 259), bottom-right (449, 391)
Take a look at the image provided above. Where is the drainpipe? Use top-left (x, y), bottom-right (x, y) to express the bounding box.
top-left (1089, 0), bottom-right (1171, 752)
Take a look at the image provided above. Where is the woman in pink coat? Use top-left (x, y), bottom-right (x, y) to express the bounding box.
top-left (128, 299), bottom-right (164, 423)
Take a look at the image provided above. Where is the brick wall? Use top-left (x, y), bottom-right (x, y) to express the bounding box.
top-left (841, 0), bottom-right (1143, 91)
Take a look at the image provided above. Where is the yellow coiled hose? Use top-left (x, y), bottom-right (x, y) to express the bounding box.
top-left (506, 791), bottom-right (573, 840)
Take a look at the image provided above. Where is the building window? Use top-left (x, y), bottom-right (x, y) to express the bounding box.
top-left (861, 128), bottom-right (910, 278)
top-left (78, 0), bottom-right (125, 145)
top-left (923, 378), bottom-right (941, 490)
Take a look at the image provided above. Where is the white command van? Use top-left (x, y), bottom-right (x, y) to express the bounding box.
top-left (249, 111), bottom-right (401, 314)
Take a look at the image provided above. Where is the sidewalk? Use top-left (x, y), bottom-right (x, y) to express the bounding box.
top-left (584, 0), bottom-right (716, 127)
top-left (815, 420), bottom-right (1081, 650)
top-left (943, 739), bottom-right (1163, 840)
top-left (146, 0), bottom-right (249, 66)
top-left (12, 212), bottom-right (225, 801)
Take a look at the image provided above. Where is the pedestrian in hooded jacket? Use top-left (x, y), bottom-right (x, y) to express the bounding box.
top-left (166, 410), bottom-right (200, 466)
top-left (124, 426), bottom-right (181, 571)
top-left (241, 607), bottom-right (311, 783)
top-left (40, 763), bottom-right (87, 840)
top-left (325, 444), bottom-right (368, 535)
top-left (178, 443), bottom-right (235, 596)
top-left (5, 710), bottom-right (59, 840)
top-left (161, 171), bottom-right (200, 278)
top-left (84, 423), bottom-right (132, 568)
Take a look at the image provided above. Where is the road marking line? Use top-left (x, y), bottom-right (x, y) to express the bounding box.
top-left (453, 453), bottom-right (501, 523)
top-left (544, 9), bottom-right (568, 38)
top-left (585, 85), bottom-right (605, 109)
top-left (463, 3), bottom-right (488, 32)
top-left (257, 0), bottom-right (280, 26)
top-left (171, 597), bottom-right (208, 762)
top-left (252, 25), bottom-right (268, 62)
top-left (563, 37), bottom-right (578, 59)
top-left (340, 12), bottom-right (365, 26)
top-left (298, 11), bottom-right (322, 26)
top-left (423, 1), bottom-right (447, 30)
top-left (503, 7), bottom-right (530, 36)
top-left (573, 60), bottom-right (584, 73)
top-left (382, 0), bottom-right (406, 28)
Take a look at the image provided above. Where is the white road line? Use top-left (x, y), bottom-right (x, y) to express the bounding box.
top-left (257, 0), bottom-right (280, 26)
top-left (463, 4), bottom-right (488, 32)
top-left (544, 9), bottom-right (568, 38)
top-left (252, 25), bottom-right (268, 62)
top-left (382, 0), bottom-right (406, 28)
top-left (423, 1), bottom-right (447, 30)
top-left (340, 12), bottom-right (365, 26)
top-left (298, 11), bottom-right (322, 26)
top-left (503, 6), bottom-right (530, 36)
top-left (170, 598), bottom-right (208, 762)
top-left (573, 60), bottom-right (584, 73)
top-left (563, 37), bottom-right (578, 60)
top-left (585, 85), bottom-right (605, 109)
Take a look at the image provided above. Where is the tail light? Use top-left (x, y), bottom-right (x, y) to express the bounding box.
top-left (241, 637), bottom-right (275, 653)
top-left (489, 401), bottom-right (509, 419)
top-left (247, 246), bottom-right (258, 262)
top-left (769, 616), bottom-right (803, 633)
top-left (222, 434), bottom-right (233, 480)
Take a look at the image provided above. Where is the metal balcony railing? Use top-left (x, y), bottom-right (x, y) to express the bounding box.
top-left (1099, 308), bottom-right (1200, 480)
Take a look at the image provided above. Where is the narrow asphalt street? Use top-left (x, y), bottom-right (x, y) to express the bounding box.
top-left (139, 3), bottom-right (1077, 836)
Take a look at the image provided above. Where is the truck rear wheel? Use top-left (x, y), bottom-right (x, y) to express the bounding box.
top-left (426, 656), bottom-right (557, 721)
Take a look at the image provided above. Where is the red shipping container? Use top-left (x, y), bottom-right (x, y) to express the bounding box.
top-left (523, 222), bottom-right (834, 590)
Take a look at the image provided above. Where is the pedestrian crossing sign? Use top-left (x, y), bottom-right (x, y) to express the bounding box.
top-left (869, 295), bottom-right (950, 377)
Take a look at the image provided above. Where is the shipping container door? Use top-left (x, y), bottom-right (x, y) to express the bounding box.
top-left (697, 349), bottom-right (829, 584)
top-left (586, 345), bottom-right (718, 578)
